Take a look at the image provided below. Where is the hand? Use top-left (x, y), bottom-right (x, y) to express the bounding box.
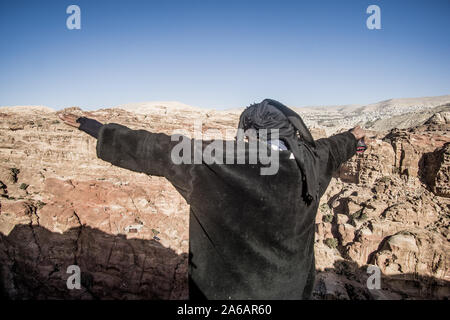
top-left (58, 113), bottom-right (80, 128)
top-left (350, 126), bottom-right (365, 140)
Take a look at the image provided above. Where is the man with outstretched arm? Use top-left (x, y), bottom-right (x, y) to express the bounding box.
top-left (59, 98), bottom-right (366, 300)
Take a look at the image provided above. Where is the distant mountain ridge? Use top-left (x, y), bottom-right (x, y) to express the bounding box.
top-left (2, 94), bottom-right (449, 115)
top-left (0, 105), bottom-right (56, 113)
top-left (115, 101), bottom-right (205, 115)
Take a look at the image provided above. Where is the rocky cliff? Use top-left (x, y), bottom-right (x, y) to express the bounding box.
top-left (0, 103), bottom-right (448, 299)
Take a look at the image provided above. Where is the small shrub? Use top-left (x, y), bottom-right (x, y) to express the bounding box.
top-left (352, 209), bottom-right (368, 221)
top-left (325, 238), bottom-right (338, 249)
top-left (19, 183), bottom-right (29, 190)
top-left (393, 167), bottom-right (402, 175)
top-left (36, 200), bottom-right (46, 209)
top-left (320, 203), bottom-right (331, 215)
top-left (379, 176), bottom-right (391, 183)
top-left (10, 168), bottom-right (20, 183)
top-left (322, 214), bottom-right (334, 223)
top-left (365, 120), bottom-right (375, 127)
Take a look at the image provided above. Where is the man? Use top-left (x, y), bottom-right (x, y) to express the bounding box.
top-left (59, 99), bottom-right (365, 300)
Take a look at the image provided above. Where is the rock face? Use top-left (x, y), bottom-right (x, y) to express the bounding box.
top-left (0, 103), bottom-right (449, 300)
top-left (421, 143), bottom-right (450, 197)
top-left (313, 111), bottom-right (450, 299)
top-left (338, 137), bottom-right (396, 185)
top-left (0, 106), bottom-right (242, 299)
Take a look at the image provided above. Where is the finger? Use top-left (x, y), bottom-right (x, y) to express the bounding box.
top-left (59, 115), bottom-right (79, 127)
top-left (61, 114), bottom-right (77, 123)
top-left (59, 114), bottom-right (71, 121)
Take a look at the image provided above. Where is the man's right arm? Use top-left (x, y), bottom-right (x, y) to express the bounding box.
top-left (58, 113), bottom-right (175, 177)
top-left (76, 117), bottom-right (103, 139)
top-left (62, 114), bottom-right (197, 202)
top-left (95, 122), bottom-right (196, 202)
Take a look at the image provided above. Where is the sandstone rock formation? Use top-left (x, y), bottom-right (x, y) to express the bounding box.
top-left (0, 101), bottom-right (449, 300)
top-left (421, 143), bottom-right (450, 198)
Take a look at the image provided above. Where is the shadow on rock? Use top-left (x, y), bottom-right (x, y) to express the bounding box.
top-left (0, 224), bottom-right (188, 300)
top-left (2, 225), bottom-right (448, 300)
top-left (313, 259), bottom-right (450, 300)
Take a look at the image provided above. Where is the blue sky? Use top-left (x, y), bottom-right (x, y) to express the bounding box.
top-left (0, 0), bottom-right (449, 110)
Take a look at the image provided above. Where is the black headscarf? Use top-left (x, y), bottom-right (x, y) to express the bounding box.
top-left (236, 99), bottom-right (319, 204)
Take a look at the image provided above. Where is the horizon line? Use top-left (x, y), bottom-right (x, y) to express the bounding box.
top-left (1, 93), bottom-right (450, 112)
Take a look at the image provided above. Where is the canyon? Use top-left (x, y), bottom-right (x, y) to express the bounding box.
top-left (0, 96), bottom-right (449, 299)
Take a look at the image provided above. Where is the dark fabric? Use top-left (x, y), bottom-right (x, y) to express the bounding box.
top-left (189, 274), bottom-right (207, 300)
top-left (236, 99), bottom-right (318, 204)
top-left (237, 98), bottom-right (315, 147)
top-left (76, 116), bottom-right (103, 139)
top-left (94, 113), bottom-right (357, 300)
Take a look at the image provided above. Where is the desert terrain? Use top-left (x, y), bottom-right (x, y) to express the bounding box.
top-left (0, 95), bottom-right (449, 299)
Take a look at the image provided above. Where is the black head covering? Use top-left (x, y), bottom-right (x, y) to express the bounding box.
top-left (236, 98), bottom-right (319, 204)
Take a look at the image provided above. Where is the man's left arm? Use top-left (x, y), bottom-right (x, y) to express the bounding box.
top-left (314, 127), bottom-right (364, 195)
top-left (315, 130), bottom-right (359, 175)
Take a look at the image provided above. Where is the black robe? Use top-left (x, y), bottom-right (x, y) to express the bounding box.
top-left (95, 123), bottom-right (357, 299)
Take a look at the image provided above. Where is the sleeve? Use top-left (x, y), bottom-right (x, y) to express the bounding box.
top-left (95, 123), bottom-right (195, 201)
top-left (77, 117), bottom-right (103, 139)
top-left (315, 130), bottom-right (358, 178)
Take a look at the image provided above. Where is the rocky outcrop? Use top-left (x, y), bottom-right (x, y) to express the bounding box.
top-left (384, 130), bottom-right (449, 178)
top-left (0, 104), bottom-right (449, 300)
top-left (424, 111), bottom-right (450, 126)
top-left (338, 138), bottom-right (395, 185)
top-left (0, 107), bottom-right (198, 299)
top-left (420, 143), bottom-right (450, 197)
top-left (313, 111), bottom-right (449, 299)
